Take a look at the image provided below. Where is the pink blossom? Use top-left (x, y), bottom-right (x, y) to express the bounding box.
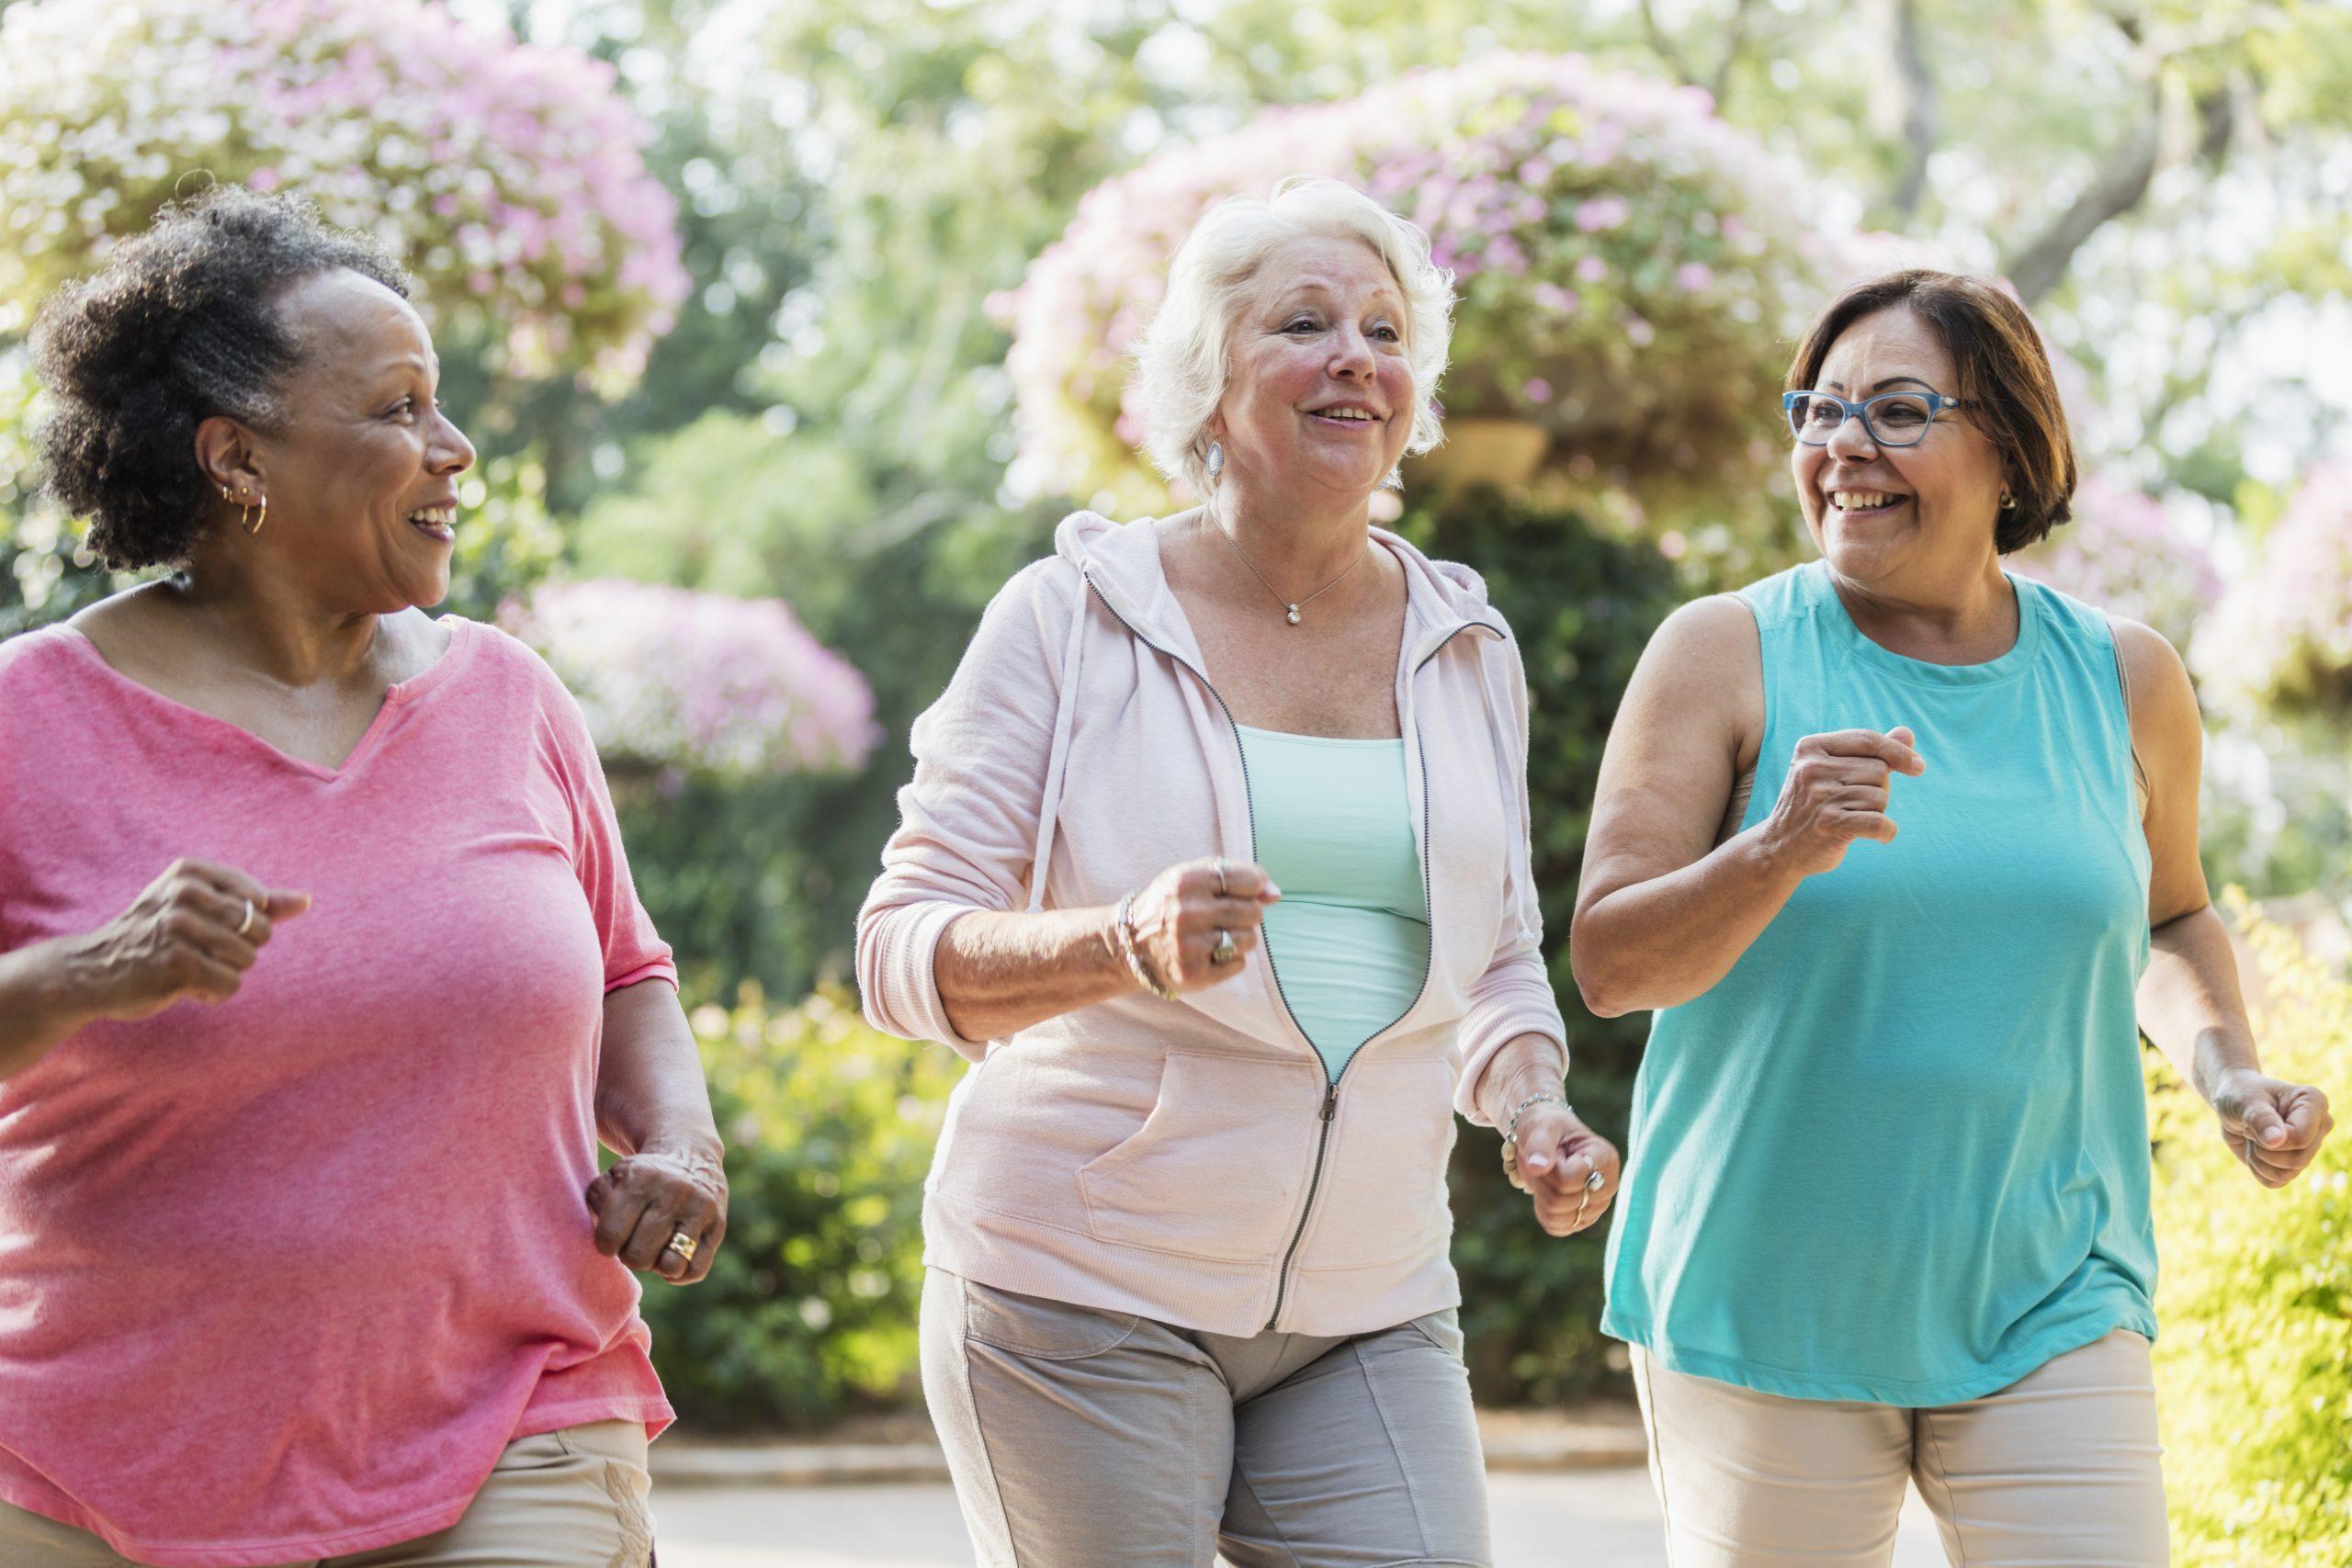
top-left (1676, 262), bottom-right (1714, 292)
top-left (1524, 378), bottom-right (1554, 403)
top-left (1576, 254), bottom-right (1609, 284)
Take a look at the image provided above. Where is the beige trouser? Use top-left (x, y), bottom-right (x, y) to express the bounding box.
top-left (0, 1420), bottom-right (652, 1567)
top-left (1634, 1329), bottom-right (2168, 1567)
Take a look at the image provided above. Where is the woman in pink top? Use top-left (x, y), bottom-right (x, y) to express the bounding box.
top-left (858, 179), bottom-right (1623, 1566)
top-left (0, 188), bottom-right (725, 1567)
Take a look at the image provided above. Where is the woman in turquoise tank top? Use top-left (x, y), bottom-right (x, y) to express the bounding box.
top-left (1575, 271), bottom-right (2335, 1565)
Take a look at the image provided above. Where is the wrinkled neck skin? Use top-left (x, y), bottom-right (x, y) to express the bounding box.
top-left (163, 533), bottom-right (390, 692)
top-left (1825, 535), bottom-right (2018, 662)
top-left (1202, 459), bottom-right (1378, 601)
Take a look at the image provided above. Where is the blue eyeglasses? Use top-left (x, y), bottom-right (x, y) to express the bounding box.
top-left (1782, 389), bottom-right (1969, 448)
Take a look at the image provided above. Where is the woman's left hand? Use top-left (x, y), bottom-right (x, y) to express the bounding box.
top-left (586, 1145), bottom-right (729, 1285)
top-left (1508, 1103), bottom-right (1623, 1236)
top-left (2211, 1068), bottom-right (2335, 1189)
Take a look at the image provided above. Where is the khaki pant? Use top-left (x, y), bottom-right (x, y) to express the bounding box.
top-left (922, 1269), bottom-right (1492, 1567)
top-left (0, 1420), bottom-right (653, 1568)
top-left (1634, 1329), bottom-right (2168, 1566)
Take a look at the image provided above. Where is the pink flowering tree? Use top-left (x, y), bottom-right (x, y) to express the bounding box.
top-left (0, 0), bottom-right (687, 387)
top-left (2195, 464), bottom-right (2352, 718)
top-left (2011, 475), bottom-right (2222, 652)
top-left (1004, 52), bottom-right (1838, 519)
top-left (502, 581), bottom-right (881, 784)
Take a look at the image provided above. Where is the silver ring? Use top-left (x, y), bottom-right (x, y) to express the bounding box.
top-left (236, 898), bottom-right (255, 936)
top-left (1210, 928), bottom-right (1239, 965)
top-left (1213, 858), bottom-right (1229, 897)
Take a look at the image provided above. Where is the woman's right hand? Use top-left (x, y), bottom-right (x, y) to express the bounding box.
top-left (71, 859), bottom-right (311, 1021)
top-left (1758, 726), bottom-right (1926, 878)
top-left (1124, 857), bottom-right (1281, 995)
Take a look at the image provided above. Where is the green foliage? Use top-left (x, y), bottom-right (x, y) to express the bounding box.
top-left (640, 988), bottom-right (962, 1429)
top-left (1398, 491), bottom-right (1681, 1401)
top-left (2152, 894), bottom-right (2352, 1564)
top-left (580, 407), bottom-right (1056, 1000)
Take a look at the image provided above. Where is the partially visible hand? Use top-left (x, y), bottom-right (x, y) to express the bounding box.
top-left (2211, 1069), bottom-right (2335, 1189)
top-left (1125, 857), bottom-right (1281, 995)
top-left (1509, 1103), bottom-right (1623, 1237)
top-left (74, 858), bottom-right (311, 1021)
top-left (586, 1145), bottom-right (729, 1284)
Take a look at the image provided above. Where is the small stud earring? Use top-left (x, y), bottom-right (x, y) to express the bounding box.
top-left (1999, 491), bottom-right (2017, 510)
top-left (1204, 441), bottom-right (1224, 480)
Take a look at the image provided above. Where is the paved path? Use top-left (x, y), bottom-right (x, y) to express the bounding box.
top-left (654, 1471), bottom-right (1956, 1566)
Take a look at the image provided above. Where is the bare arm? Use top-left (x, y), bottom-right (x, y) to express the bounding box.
top-left (0, 860), bottom-right (310, 1083)
top-left (1569, 597), bottom-right (1922, 1017)
top-left (586, 977), bottom-right (728, 1284)
top-left (935, 861), bottom-right (1282, 1043)
top-left (0, 940), bottom-right (101, 1079)
top-left (2119, 618), bottom-right (2333, 1185)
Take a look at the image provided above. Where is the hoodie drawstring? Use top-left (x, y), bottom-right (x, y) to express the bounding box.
top-left (1024, 581), bottom-right (1092, 913)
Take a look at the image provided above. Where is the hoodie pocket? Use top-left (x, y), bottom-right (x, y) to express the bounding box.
top-left (1078, 1051), bottom-right (1324, 1261)
top-left (1306, 1056), bottom-right (1459, 1269)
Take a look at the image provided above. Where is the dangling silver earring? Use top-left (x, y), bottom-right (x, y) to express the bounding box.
top-left (1204, 441), bottom-right (1224, 480)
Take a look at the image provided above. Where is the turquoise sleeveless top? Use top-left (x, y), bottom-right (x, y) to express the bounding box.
top-left (1600, 562), bottom-right (2156, 1405)
top-left (1235, 726), bottom-right (1430, 1078)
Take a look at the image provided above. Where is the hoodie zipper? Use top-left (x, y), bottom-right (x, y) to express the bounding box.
top-left (1082, 573), bottom-right (1499, 1332)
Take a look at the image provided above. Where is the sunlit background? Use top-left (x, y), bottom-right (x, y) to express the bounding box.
top-left (2, 1), bottom-right (2346, 1560)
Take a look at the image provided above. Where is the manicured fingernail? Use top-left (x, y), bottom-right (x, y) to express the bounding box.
top-left (1267, 884), bottom-right (1283, 899)
top-left (2263, 1126), bottom-right (2286, 1145)
top-left (1524, 1155), bottom-right (1550, 1172)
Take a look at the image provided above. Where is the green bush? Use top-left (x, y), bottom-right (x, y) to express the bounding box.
top-left (2152, 894), bottom-right (2352, 1564)
top-left (640, 988), bottom-right (960, 1430)
top-left (1399, 492), bottom-right (1680, 1404)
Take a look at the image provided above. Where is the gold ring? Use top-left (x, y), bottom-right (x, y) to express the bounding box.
top-left (662, 1229), bottom-right (698, 1263)
top-left (1210, 928), bottom-right (1239, 964)
top-left (236, 898), bottom-right (255, 936)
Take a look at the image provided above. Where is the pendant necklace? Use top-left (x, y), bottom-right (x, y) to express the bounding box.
top-left (1207, 512), bottom-right (1368, 626)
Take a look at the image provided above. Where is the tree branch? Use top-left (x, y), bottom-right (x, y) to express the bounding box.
top-left (1704, 0), bottom-right (1758, 107)
top-left (1870, 0), bottom-right (1939, 221)
top-left (1636, 0), bottom-right (1699, 87)
top-left (2002, 81), bottom-right (2163, 305)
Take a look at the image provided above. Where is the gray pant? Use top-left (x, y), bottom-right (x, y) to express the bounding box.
top-left (920, 1269), bottom-right (1492, 1568)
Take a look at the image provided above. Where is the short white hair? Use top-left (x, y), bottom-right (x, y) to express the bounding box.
top-left (1134, 177), bottom-right (1455, 500)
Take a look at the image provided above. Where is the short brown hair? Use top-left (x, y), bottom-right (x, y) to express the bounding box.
top-left (1787, 270), bottom-right (2076, 554)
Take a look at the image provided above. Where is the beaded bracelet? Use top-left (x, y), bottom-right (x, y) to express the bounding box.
top-left (1114, 893), bottom-right (1182, 1001)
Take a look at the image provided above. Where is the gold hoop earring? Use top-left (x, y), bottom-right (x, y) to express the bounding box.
top-left (239, 490), bottom-right (266, 535)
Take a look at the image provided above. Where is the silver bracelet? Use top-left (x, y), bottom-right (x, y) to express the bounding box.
top-left (1114, 893), bottom-right (1181, 1002)
top-left (1501, 1091), bottom-right (1570, 1152)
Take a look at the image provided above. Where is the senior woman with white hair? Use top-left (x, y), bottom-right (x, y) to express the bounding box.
top-left (857, 177), bottom-right (1619, 1566)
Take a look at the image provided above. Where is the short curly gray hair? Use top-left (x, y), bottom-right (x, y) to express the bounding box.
top-left (1133, 177), bottom-right (1454, 500)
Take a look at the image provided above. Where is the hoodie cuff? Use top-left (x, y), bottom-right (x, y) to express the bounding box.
top-left (1454, 1008), bottom-right (1568, 1125)
top-left (861, 902), bottom-right (994, 1061)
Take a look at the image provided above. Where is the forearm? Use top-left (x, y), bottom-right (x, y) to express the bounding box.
top-left (2139, 902), bottom-right (2262, 1105)
top-left (596, 979), bottom-right (721, 1162)
top-left (934, 906), bottom-right (1136, 1042)
top-left (0, 937), bottom-right (100, 1082)
top-left (1572, 826), bottom-right (1805, 1016)
top-left (1473, 1032), bottom-right (1569, 1131)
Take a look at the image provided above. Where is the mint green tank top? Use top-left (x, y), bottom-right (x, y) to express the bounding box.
top-left (1234, 726), bottom-right (1430, 1079)
top-left (1601, 562), bottom-right (2157, 1404)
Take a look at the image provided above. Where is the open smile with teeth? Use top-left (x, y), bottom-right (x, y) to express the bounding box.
top-left (406, 505), bottom-right (458, 540)
top-left (1309, 406), bottom-right (1380, 425)
top-left (1829, 490), bottom-right (1907, 513)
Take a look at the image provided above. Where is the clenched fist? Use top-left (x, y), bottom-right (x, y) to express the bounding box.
top-left (1119, 857), bottom-right (1282, 995)
top-left (1760, 726), bottom-right (1926, 878)
top-left (68, 858), bottom-right (311, 1021)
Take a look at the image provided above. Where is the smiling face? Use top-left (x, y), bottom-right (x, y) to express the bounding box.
top-left (238, 268), bottom-right (476, 613)
top-left (1792, 305), bottom-right (2009, 588)
top-left (1210, 233), bottom-right (1416, 504)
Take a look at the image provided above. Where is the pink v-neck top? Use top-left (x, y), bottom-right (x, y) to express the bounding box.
top-left (0, 618), bottom-right (677, 1567)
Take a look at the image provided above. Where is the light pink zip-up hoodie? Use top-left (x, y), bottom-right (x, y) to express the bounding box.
top-left (856, 512), bottom-right (1567, 1337)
